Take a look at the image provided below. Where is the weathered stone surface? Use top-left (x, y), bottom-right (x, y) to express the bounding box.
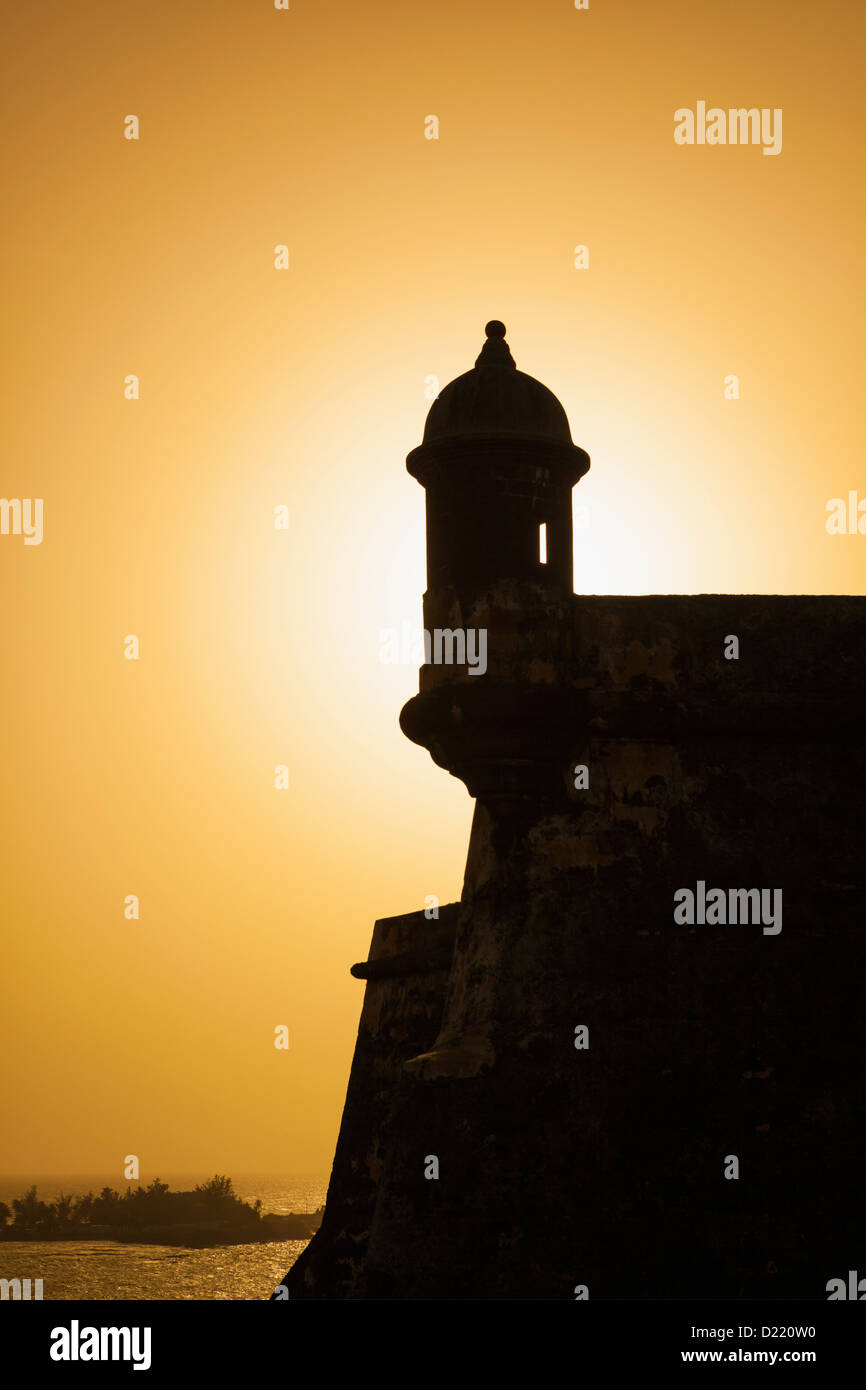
top-left (278, 326), bottom-right (865, 1300)
top-left (283, 906), bottom-right (458, 1298)
top-left (282, 596), bottom-right (866, 1299)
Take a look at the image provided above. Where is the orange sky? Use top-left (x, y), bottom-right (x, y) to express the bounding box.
top-left (2, 0), bottom-right (864, 1178)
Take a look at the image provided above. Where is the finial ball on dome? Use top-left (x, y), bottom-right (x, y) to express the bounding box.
top-left (485, 320), bottom-right (506, 339)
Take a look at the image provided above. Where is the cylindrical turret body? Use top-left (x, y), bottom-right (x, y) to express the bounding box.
top-left (400, 322), bottom-right (590, 798)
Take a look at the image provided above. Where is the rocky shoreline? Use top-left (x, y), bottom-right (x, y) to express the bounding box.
top-left (0, 1210), bottom-right (321, 1248)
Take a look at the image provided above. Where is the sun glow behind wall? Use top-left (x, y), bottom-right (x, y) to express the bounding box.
top-left (1, 0), bottom-right (863, 1175)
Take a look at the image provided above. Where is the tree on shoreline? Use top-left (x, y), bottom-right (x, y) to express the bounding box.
top-left (4, 1176), bottom-right (263, 1233)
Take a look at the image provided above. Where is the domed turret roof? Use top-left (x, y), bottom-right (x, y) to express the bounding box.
top-left (422, 321), bottom-right (574, 445)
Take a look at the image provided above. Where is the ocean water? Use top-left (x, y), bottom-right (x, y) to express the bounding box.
top-left (0, 1173), bottom-right (327, 1300)
top-left (0, 1237), bottom-right (310, 1300)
